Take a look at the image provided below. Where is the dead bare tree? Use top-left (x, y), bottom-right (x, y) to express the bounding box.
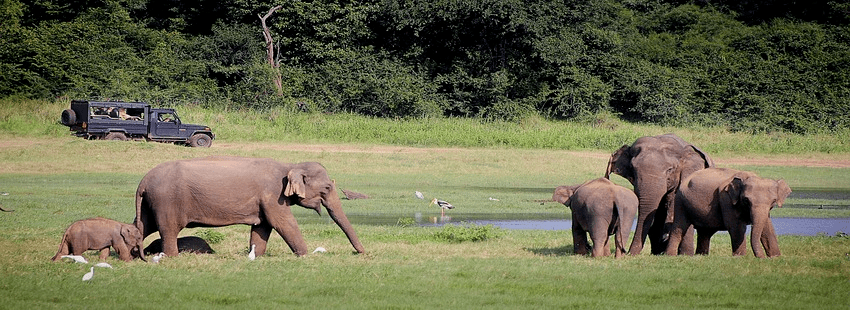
top-left (259, 5), bottom-right (284, 95)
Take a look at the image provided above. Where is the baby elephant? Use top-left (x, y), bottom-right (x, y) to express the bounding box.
top-left (666, 168), bottom-right (791, 258)
top-left (553, 178), bottom-right (638, 258)
top-left (52, 217), bottom-right (146, 262)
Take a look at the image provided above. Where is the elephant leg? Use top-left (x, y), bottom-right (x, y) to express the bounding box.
top-left (590, 231), bottom-right (609, 258)
top-left (760, 220), bottom-right (781, 257)
top-left (263, 207), bottom-right (309, 256)
top-left (250, 223), bottom-right (273, 256)
top-left (664, 222), bottom-right (686, 256)
top-left (695, 229), bottom-right (716, 255)
top-left (727, 224), bottom-right (748, 256)
top-left (99, 248), bottom-right (110, 260)
top-left (572, 222), bottom-right (589, 256)
top-left (158, 228), bottom-right (181, 257)
top-left (114, 242), bottom-right (132, 262)
top-left (678, 226), bottom-right (695, 255)
top-left (648, 206), bottom-right (670, 255)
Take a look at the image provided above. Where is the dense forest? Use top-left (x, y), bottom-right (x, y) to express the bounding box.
top-left (2, 0), bottom-right (848, 133)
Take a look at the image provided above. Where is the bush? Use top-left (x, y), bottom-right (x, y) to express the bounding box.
top-left (433, 223), bottom-right (504, 243)
top-left (194, 229), bottom-right (226, 244)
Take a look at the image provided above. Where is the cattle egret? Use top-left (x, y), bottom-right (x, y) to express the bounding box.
top-left (429, 198), bottom-right (454, 216)
top-left (313, 247), bottom-right (327, 254)
top-left (82, 267), bottom-right (94, 281)
top-left (415, 191), bottom-right (425, 200)
top-left (94, 262), bottom-right (113, 269)
top-left (61, 255), bottom-right (88, 264)
top-left (152, 252), bottom-right (165, 264)
top-left (489, 197), bottom-right (500, 201)
top-left (248, 244), bottom-right (256, 261)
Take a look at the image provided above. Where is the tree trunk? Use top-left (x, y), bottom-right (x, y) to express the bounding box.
top-left (259, 6), bottom-right (283, 95)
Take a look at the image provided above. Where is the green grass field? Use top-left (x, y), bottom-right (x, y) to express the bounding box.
top-left (0, 98), bottom-right (848, 308)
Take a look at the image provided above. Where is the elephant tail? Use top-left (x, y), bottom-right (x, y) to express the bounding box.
top-left (613, 202), bottom-right (633, 255)
top-left (51, 232), bottom-right (70, 261)
top-left (134, 182), bottom-right (155, 238)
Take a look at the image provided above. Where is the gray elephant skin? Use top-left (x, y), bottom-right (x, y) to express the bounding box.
top-left (606, 133), bottom-right (713, 255)
top-left (553, 178), bottom-right (638, 258)
top-left (134, 156), bottom-right (365, 257)
top-left (52, 217), bottom-right (145, 262)
top-left (666, 168), bottom-right (791, 258)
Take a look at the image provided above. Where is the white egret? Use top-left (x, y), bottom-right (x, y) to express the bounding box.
top-left (61, 255), bottom-right (88, 264)
top-left (94, 262), bottom-right (113, 269)
top-left (488, 197), bottom-right (500, 201)
top-left (82, 267), bottom-right (94, 281)
top-left (151, 252), bottom-right (165, 264)
top-left (248, 244), bottom-right (256, 261)
top-left (414, 191), bottom-right (425, 200)
top-left (429, 198), bottom-right (454, 216)
top-left (312, 247), bottom-right (327, 254)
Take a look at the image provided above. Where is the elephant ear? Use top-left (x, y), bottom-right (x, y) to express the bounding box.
top-left (723, 176), bottom-right (745, 206)
top-left (120, 225), bottom-right (135, 242)
top-left (284, 169), bottom-right (307, 198)
top-left (606, 145), bottom-right (634, 183)
top-left (775, 179), bottom-right (792, 207)
top-left (688, 144), bottom-right (715, 168)
top-left (552, 186), bottom-right (574, 205)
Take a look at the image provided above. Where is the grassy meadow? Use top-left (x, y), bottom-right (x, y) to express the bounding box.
top-left (0, 98), bottom-right (849, 308)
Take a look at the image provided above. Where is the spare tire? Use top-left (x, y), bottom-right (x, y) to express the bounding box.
top-left (61, 109), bottom-right (76, 126)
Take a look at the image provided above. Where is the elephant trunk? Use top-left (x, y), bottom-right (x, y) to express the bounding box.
top-left (629, 180), bottom-right (666, 255)
top-left (324, 190), bottom-right (366, 254)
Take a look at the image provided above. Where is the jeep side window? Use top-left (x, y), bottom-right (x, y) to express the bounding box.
top-left (158, 113), bottom-right (175, 122)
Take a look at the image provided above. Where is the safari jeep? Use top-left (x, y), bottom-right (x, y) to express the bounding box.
top-left (60, 100), bottom-right (215, 147)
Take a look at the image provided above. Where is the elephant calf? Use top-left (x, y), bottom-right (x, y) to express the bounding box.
top-left (52, 217), bottom-right (146, 262)
top-left (666, 168), bottom-right (791, 258)
top-left (553, 178), bottom-right (638, 258)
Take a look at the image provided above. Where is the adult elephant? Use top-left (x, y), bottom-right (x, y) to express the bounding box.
top-left (605, 134), bottom-right (714, 255)
top-left (134, 156), bottom-right (365, 257)
top-left (666, 168), bottom-right (791, 258)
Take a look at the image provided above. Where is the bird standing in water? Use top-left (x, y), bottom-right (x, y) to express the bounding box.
top-left (429, 198), bottom-right (454, 216)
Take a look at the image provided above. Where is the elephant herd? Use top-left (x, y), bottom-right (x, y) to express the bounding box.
top-left (553, 133), bottom-right (791, 258)
top-left (53, 134), bottom-right (789, 263)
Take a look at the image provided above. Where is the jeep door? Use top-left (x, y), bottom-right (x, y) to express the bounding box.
top-left (152, 112), bottom-right (180, 137)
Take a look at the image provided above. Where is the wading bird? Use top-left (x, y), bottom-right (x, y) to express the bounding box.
top-left (94, 262), bottom-right (113, 269)
top-left (430, 198), bottom-right (454, 216)
top-left (82, 267), bottom-right (94, 281)
top-left (61, 255), bottom-right (88, 264)
top-left (248, 244), bottom-right (256, 261)
top-left (415, 191), bottom-right (425, 200)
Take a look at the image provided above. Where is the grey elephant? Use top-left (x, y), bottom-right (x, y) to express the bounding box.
top-left (665, 168), bottom-right (791, 258)
top-left (553, 178), bottom-right (638, 258)
top-left (606, 133), bottom-right (714, 255)
top-left (135, 156), bottom-right (365, 257)
top-left (52, 217), bottom-right (146, 262)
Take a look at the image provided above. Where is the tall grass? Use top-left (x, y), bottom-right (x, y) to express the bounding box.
top-left (5, 98), bottom-right (850, 154)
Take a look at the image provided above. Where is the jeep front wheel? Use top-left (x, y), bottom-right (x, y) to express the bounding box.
top-left (188, 133), bottom-right (212, 147)
top-left (104, 132), bottom-right (128, 141)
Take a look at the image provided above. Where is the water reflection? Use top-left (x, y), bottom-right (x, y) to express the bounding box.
top-left (308, 212), bottom-right (849, 236)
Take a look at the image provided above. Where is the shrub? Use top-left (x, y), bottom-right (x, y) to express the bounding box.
top-left (194, 229), bottom-right (226, 244)
top-left (433, 222), bottom-right (504, 243)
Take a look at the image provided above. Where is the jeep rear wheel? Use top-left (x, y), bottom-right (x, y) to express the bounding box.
top-left (61, 109), bottom-right (76, 126)
top-left (104, 132), bottom-right (128, 141)
top-left (188, 133), bottom-right (212, 147)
